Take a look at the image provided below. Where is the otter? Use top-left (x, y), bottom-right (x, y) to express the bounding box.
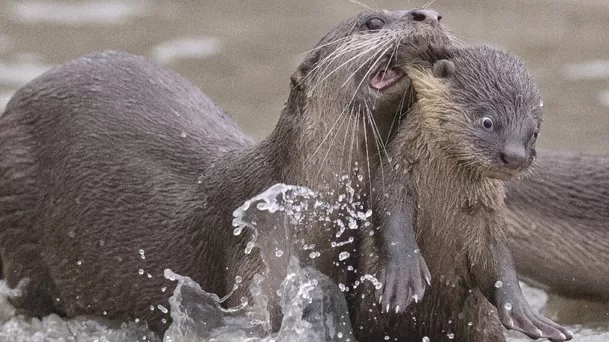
top-left (505, 150), bottom-right (609, 302)
top-left (0, 8), bottom-right (453, 335)
top-left (355, 46), bottom-right (573, 341)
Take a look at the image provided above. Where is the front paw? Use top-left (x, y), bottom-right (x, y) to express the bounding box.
top-left (498, 301), bottom-right (573, 342)
top-left (376, 250), bottom-right (431, 314)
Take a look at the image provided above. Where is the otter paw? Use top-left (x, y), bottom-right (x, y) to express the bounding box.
top-left (498, 302), bottom-right (573, 342)
top-left (376, 252), bottom-right (430, 314)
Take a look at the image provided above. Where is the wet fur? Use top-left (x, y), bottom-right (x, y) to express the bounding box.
top-left (0, 10), bottom-right (453, 335)
top-left (506, 150), bottom-right (609, 302)
top-left (355, 47), bottom-right (571, 341)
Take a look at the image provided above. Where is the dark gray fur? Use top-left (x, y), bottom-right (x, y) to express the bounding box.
top-left (0, 9), bottom-right (452, 335)
top-left (506, 149), bottom-right (609, 302)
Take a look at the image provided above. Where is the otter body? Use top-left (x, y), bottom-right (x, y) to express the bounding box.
top-left (506, 150), bottom-right (609, 301)
top-left (0, 9), bottom-right (452, 335)
top-left (356, 46), bottom-right (572, 341)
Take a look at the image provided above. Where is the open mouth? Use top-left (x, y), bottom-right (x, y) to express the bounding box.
top-left (370, 65), bottom-right (406, 91)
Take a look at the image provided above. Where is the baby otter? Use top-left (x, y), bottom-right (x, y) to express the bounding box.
top-left (0, 9), bottom-right (453, 335)
top-left (356, 46), bottom-right (573, 341)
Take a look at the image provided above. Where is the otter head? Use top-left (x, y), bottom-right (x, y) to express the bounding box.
top-left (283, 8), bottom-right (454, 184)
top-left (409, 46), bottom-right (542, 180)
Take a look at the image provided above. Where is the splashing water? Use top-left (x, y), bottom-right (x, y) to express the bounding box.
top-left (0, 183), bottom-right (607, 341)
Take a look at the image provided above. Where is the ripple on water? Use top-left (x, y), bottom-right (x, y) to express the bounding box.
top-left (0, 60), bottom-right (52, 87)
top-left (151, 36), bottom-right (223, 65)
top-left (9, 0), bottom-right (148, 26)
top-left (562, 60), bottom-right (609, 81)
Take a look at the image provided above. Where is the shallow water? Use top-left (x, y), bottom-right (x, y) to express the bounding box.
top-left (0, 0), bottom-right (608, 340)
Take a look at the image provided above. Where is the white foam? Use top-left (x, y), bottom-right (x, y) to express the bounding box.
top-left (562, 60), bottom-right (609, 80)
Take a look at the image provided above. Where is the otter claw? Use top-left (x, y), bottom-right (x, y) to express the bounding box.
top-left (376, 251), bottom-right (430, 314)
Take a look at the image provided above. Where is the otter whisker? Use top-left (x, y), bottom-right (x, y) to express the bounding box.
top-left (305, 104), bottom-right (352, 167)
top-left (348, 106), bottom-right (361, 177)
top-left (341, 35), bottom-right (396, 88)
top-left (422, 0), bottom-right (438, 9)
top-left (364, 101), bottom-right (387, 189)
top-left (368, 35), bottom-right (402, 110)
top-left (299, 36), bottom-right (356, 55)
top-left (303, 38), bottom-right (375, 87)
top-left (315, 106), bottom-right (354, 180)
top-left (340, 105), bottom-right (356, 172)
top-left (312, 38), bottom-right (390, 92)
top-left (361, 102), bottom-right (373, 199)
top-left (346, 45), bottom-right (392, 107)
top-left (344, 0), bottom-right (374, 10)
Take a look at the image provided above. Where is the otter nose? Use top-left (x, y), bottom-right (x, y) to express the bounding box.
top-left (500, 144), bottom-right (527, 170)
top-left (410, 9), bottom-right (442, 25)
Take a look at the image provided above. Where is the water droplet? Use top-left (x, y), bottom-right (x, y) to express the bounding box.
top-left (138, 269), bottom-right (144, 275)
top-left (99, 239), bottom-right (105, 247)
top-left (467, 322), bottom-right (473, 327)
top-left (235, 276), bottom-right (242, 284)
top-left (339, 251), bottom-right (350, 261)
top-left (180, 131), bottom-right (187, 138)
top-left (422, 337), bottom-right (430, 342)
top-left (161, 318), bottom-right (167, 324)
top-left (447, 333), bottom-right (455, 339)
top-left (494, 280), bottom-right (503, 288)
top-left (103, 311), bottom-right (107, 315)
top-left (504, 303), bottom-right (512, 310)
top-left (161, 286), bottom-right (166, 292)
top-left (150, 305), bottom-right (154, 311)
top-left (147, 273), bottom-right (152, 278)
top-left (68, 230), bottom-right (75, 238)
top-left (76, 260), bottom-right (82, 265)
top-left (275, 249), bottom-right (284, 257)
top-left (139, 249), bottom-right (146, 260)
top-left (157, 304), bottom-right (168, 313)
top-left (384, 336), bottom-right (390, 340)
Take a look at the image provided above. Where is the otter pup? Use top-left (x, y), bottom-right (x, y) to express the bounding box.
top-left (505, 150), bottom-right (609, 302)
top-left (0, 9), bottom-right (452, 335)
top-left (356, 46), bottom-right (573, 341)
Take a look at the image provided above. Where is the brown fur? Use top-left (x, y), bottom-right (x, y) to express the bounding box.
top-left (355, 46), bottom-right (572, 341)
top-left (0, 9), bottom-right (453, 335)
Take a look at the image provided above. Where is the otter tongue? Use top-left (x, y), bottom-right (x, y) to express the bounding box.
top-left (370, 67), bottom-right (404, 90)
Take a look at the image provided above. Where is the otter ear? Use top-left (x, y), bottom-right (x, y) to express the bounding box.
top-left (432, 59), bottom-right (455, 78)
top-left (291, 50), bottom-right (319, 90)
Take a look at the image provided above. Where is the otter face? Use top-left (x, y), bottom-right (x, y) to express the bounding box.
top-left (290, 9), bottom-right (454, 148)
top-left (414, 46), bottom-right (543, 180)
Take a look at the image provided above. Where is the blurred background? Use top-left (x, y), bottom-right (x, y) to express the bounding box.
top-left (0, 0), bottom-right (608, 152)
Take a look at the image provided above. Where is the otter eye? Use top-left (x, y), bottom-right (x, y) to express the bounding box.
top-left (482, 117), bottom-right (494, 130)
top-left (366, 17), bottom-right (385, 30)
top-left (533, 131), bottom-right (539, 139)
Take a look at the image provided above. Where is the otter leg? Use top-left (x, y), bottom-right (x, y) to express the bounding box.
top-left (377, 200), bottom-right (430, 314)
top-left (474, 241), bottom-right (573, 342)
top-left (0, 234), bottom-right (62, 317)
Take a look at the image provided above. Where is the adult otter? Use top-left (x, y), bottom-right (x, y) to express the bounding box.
top-left (505, 150), bottom-right (609, 302)
top-left (356, 46), bottom-right (573, 341)
top-left (0, 8), bottom-right (452, 335)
